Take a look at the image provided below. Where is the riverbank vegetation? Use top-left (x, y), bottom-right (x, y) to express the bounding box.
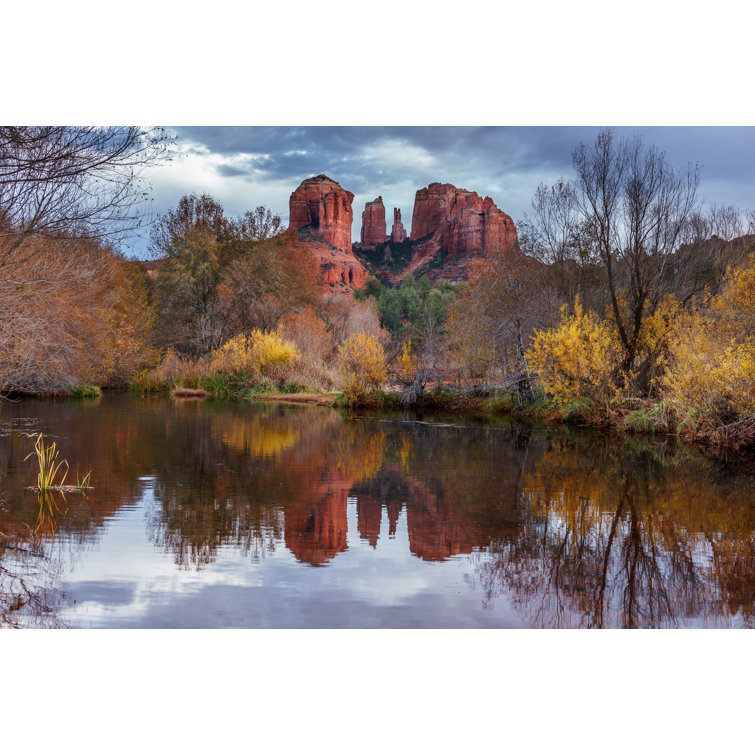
top-left (2, 127), bottom-right (754, 449)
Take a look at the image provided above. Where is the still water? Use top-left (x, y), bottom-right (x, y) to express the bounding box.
top-left (0, 394), bottom-right (752, 628)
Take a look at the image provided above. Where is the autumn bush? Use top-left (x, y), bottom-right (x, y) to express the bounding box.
top-left (395, 338), bottom-right (416, 383)
top-left (0, 236), bottom-right (157, 394)
top-left (338, 333), bottom-right (388, 404)
top-left (526, 298), bottom-right (624, 412)
top-left (663, 313), bottom-right (753, 412)
top-left (136, 322), bottom-right (349, 397)
top-left (278, 308), bottom-right (335, 365)
top-left (210, 330), bottom-right (301, 381)
top-left (521, 254), bottom-right (755, 445)
top-left (132, 348), bottom-right (211, 394)
top-left (660, 256), bottom-right (755, 441)
top-left (319, 294), bottom-right (388, 346)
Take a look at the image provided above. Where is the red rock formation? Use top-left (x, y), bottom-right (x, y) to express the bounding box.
top-left (289, 174), bottom-right (354, 251)
top-left (410, 182), bottom-right (518, 260)
top-left (361, 197), bottom-right (388, 247)
top-left (299, 238), bottom-right (369, 289)
top-left (289, 175), bottom-right (368, 289)
top-left (390, 207), bottom-right (407, 243)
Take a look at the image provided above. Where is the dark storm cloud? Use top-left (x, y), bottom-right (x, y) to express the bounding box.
top-left (173, 125), bottom-right (755, 194)
top-left (120, 126), bottom-right (752, 259)
top-left (174, 126), bottom-right (601, 191)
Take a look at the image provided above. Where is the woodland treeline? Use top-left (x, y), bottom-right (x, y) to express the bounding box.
top-left (1, 127), bottom-right (754, 446)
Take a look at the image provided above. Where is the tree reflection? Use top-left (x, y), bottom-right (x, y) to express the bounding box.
top-left (474, 438), bottom-right (755, 628)
top-left (0, 502), bottom-right (70, 627)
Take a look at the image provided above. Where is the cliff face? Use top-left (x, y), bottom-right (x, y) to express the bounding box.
top-left (300, 238), bottom-right (369, 289)
top-left (289, 174), bottom-right (354, 251)
top-left (289, 175), bottom-right (368, 290)
top-left (410, 182), bottom-right (519, 260)
top-left (361, 197), bottom-right (388, 247)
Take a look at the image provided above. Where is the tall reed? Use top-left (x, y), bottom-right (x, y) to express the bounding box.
top-left (25, 433), bottom-right (69, 491)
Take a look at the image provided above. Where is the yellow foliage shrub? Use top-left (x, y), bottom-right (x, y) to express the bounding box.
top-left (338, 332), bottom-right (387, 403)
top-left (396, 338), bottom-right (416, 382)
top-left (657, 257), bottom-right (755, 445)
top-left (708, 252), bottom-right (755, 342)
top-left (211, 330), bottom-right (300, 378)
top-left (663, 261), bottom-right (755, 418)
top-left (526, 298), bottom-right (623, 409)
top-left (628, 295), bottom-right (681, 393)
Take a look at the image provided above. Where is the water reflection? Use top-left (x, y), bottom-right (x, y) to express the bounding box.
top-left (0, 396), bottom-right (752, 627)
top-left (477, 439), bottom-right (755, 628)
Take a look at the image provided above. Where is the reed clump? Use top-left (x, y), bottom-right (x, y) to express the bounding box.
top-left (25, 433), bottom-right (92, 492)
top-left (26, 433), bottom-right (68, 491)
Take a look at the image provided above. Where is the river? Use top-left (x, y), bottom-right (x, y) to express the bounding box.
top-left (0, 394), bottom-right (752, 628)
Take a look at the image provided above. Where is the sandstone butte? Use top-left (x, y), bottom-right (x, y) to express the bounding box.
top-left (288, 174), bottom-right (368, 289)
top-left (360, 196), bottom-right (388, 247)
top-left (410, 182), bottom-right (519, 260)
top-left (289, 174), bottom-right (354, 249)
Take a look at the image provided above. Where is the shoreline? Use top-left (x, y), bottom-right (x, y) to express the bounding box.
top-left (4, 385), bottom-right (754, 454)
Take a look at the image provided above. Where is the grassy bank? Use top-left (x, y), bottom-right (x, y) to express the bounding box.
top-left (132, 370), bottom-right (321, 402)
top-left (337, 385), bottom-right (755, 451)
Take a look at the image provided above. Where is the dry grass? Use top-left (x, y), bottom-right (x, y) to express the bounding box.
top-left (171, 387), bottom-right (208, 398)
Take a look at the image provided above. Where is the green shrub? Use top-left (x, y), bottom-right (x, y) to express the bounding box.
top-left (199, 373), bottom-right (238, 399)
top-left (563, 397), bottom-right (594, 422)
top-left (71, 385), bottom-right (101, 399)
top-left (623, 400), bottom-right (676, 434)
top-left (247, 377), bottom-right (277, 396)
top-left (484, 392), bottom-right (518, 413)
top-left (280, 380), bottom-right (307, 394)
top-left (624, 408), bottom-right (653, 433)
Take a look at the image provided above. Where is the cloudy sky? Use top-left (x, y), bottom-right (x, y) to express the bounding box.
top-left (129, 126), bottom-right (755, 258)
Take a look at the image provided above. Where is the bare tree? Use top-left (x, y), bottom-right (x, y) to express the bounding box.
top-left (747, 209), bottom-right (755, 235)
top-left (571, 129), bottom-right (700, 381)
top-left (519, 179), bottom-right (599, 304)
top-left (707, 203), bottom-right (747, 241)
top-left (238, 205), bottom-right (285, 243)
top-left (0, 126), bottom-right (171, 265)
top-left (520, 180), bottom-right (580, 265)
top-left (449, 251), bottom-right (558, 398)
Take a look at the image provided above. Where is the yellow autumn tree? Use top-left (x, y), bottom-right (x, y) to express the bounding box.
top-left (338, 333), bottom-right (387, 404)
top-left (396, 338), bottom-right (416, 383)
